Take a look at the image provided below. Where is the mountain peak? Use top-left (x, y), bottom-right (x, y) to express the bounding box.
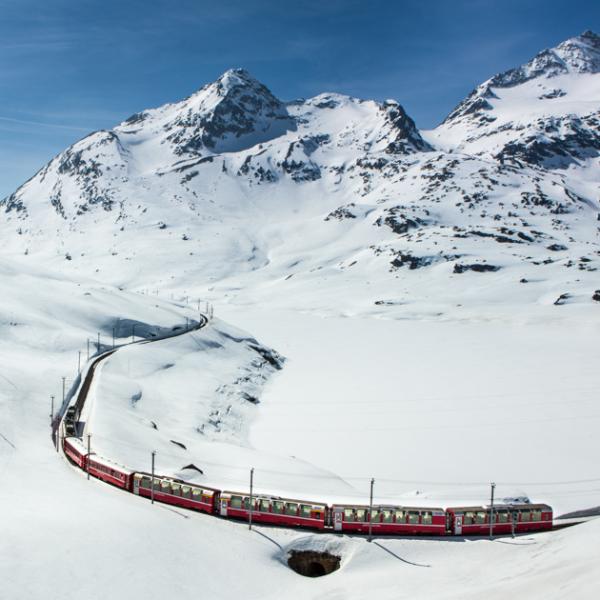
top-left (155, 67), bottom-right (296, 155)
top-left (442, 29), bottom-right (600, 126)
top-left (214, 68), bottom-right (263, 95)
top-left (489, 30), bottom-right (600, 88)
top-left (553, 29), bottom-right (600, 73)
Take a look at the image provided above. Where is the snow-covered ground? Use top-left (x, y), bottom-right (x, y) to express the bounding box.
top-left (1, 254), bottom-right (599, 599)
top-left (84, 303), bottom-right (600, 515)
top-left (4, 269), bottom-right (600, 583)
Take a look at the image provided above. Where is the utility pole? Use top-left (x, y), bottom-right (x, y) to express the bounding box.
top-left (249, 467), bottom-right (254, 531)
top-left (511, 507), bottom-right (517, 539)
top-left (151, 451), bottom-right (156, 504)
top-left (78, 351), bottom-right (81, 375)
top-left (87, 338), bottom-right (90, 360)
top-left (368, 478), bottom-right (375, 542)
top-left (62, 376), bottom-right (66, 405)
top-left (87, 433), bottom-right (91, 480)
top-left (489, 482), bottom-right (496, 540)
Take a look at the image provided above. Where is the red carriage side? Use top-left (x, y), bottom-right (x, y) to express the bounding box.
top-left (219, 491), bottom-right (326, 529)
top-left (132, 473), bottom-right (218, 514)
top-left (330, 504), bottom-right (447, 535)
top-left (86, 454), bottom-right (133, 490)
top-left (63, 437), bottom-right (87, 469)
top-left (447, 504), bottom-right (553, 535)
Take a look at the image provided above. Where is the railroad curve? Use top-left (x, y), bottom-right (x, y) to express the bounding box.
top-left (55, 311), bottom-right (556, 539)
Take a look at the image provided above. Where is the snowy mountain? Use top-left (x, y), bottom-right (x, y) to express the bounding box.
top-left (428, 31), bottom-right (600, 170)
top-left (0, 68), bottom-right (428, 219)
top-left (1, 41), bottom-right (599, 316)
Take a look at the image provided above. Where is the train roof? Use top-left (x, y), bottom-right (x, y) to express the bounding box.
top-left (331, 503), bottom-right (445, 512)
top-left (87, 452), bottom-right (133, 475)
top-left (447, 503), bottom-right (552, 512)
top-left (64, 436), bottom-right (86, 451)
top-left (134, 472), bottom-right (220, 492)
top-left (221, 490), bottom-right (327, 507)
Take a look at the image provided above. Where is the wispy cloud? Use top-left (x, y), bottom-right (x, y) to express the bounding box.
top-left (0, 116), bottom-right (91, 132)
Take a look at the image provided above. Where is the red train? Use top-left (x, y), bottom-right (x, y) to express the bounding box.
top-left (62, 437), bottom-right (553, 536)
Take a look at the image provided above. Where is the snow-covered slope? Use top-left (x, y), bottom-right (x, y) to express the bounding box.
top-left (1, 60), bottom-right (597, 314)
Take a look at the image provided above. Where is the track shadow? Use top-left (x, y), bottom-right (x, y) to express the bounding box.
top-left (373, 541), bottom-right (431, 567)
top-left (252, 528), bottom-right (283, 550)
top-left (156, 504), bottom-right (191, 519)
top-left (494, 538), bottom-right (537, 546)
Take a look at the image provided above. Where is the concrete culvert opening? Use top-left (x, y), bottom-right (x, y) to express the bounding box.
top-left (287, 550), bottom-right (341, 577)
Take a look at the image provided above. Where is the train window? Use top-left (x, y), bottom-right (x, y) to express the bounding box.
top-left (520, 511), bottom-right (531, 522)
top-left (531, 511), bottom-right (542, 522)
top-left (370, 510), bottom-right (380, 523)
top-left (161, 482), bottom-right (171, 493)
top-left (192, 489), bottom-right (202, 501)
top-left (285, 503), bottom-right (298, 516)
top-left (344, 509), bottom-right (354, 522)
top-left (464, 512), bottom-right (475, 525)
top-left (260, 499), bottom-right (271, 512)
top-left (355, 509), bottom-right (366, 522)
top-left (171, 484), bottom-right (181, 496)
top-left (395, 510), bottom-right (405, 523)
top-left (139, 476), bottom-right (150, 489)
top-left (300, 505), bottom-right (311, 518)
top-left (422, 512), bottom-right (432, 525)
top-left (497, 511), bottom-right (508, 523)
top-left (382, 510), bottom-right (393, 523)
top-left (182, 486), bottom-right (191, 499)
top-left (230, 496), bottom-right (243, 509)
top-left (273, 501), bottom-right (284, 514)
top-left (408, 512), bottom-right (419, 524)
top-left (476, 512), bottom-right (486, 524)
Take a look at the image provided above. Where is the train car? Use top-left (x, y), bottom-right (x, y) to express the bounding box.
top-left (219, 491), bottom-right (327, 530)
top-left (63, 436), bottom-right (87, 468)
top-left (330, 504), bottom-right (446, 535)
top-left (447, 504), bottom-right (553, 536)
top-left (132, 473), bottom-right (218, 514)
top-left (87, 454), bottom-right (133, 490)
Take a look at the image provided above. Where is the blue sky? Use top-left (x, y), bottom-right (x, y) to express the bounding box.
top-left (1, 0), bottom-right (598, 197)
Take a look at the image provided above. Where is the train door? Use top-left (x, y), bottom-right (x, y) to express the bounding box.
top-left (454, 514), bottom-right (463, 535)
top-left (333, 508), bottom-right (343, 532)
top-left (220, 498), bottom-right (228, 517)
